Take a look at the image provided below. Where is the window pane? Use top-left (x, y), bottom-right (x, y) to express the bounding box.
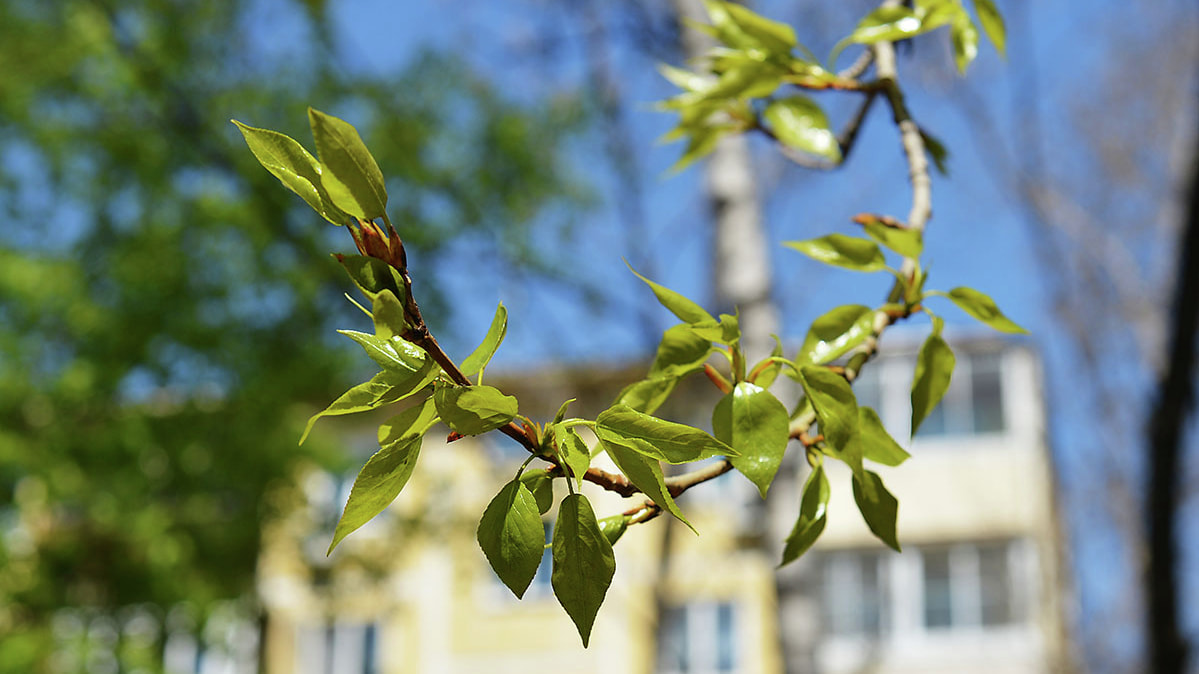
top-left (978, 544), bottom-right (1013, 626)
top-left (922, 549), bottom-right (953, 628)
top-left (971, 353), bottom-right (1005, 433)
top-left (716, 603), bottom-right (736, 672)
top-left (822, 552), bottom-right (886, 637)
top-left (657, 607), bottom-right (689, 673)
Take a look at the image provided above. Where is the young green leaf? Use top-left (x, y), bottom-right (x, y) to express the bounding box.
top-left (658, 63), bottom-right (710, 93)
top-left (852, 470), bottom-right (901, 551)
top-left (626, 261), bottom-right (715, 325)
top-left (797, 304), bottom-right (875, 365)
top-left (798, 365), bottom-right (859, 451)
top-left (231, 120), bottom-right (348, 225)
top-left (519, 470), bottom-right (555, 515)
top-left (703, 0), bottom-right (797, 53)
top-left (338, 330), bottom-right (433, 377)
top-left (478, 479), bottom-right (546, 599)
top-left (785, 234), bottom-right (886, 272)
top-left (712, 383), bottom-right (790, 498)
top-left (615, 373), bottom-right (691, 415)
top-left (688, 313), bottom-right (740, 345)
top-left (596, 404), bottom-right (736, 464)
top-left (749, 335), bottom-right (786, 388)
top-left (940, 287), bottom-right (1028, 333)
top-left (308, 108), bottom-right (388, 221)
top-left (861, 222), bottom-right (923, 259)
top-left (601, 440), bottom-right (694, 532)
top-left (763, 96), bottom-right (841, 162)
top-left (328, 399), bottom-right (434, 554)
top-left (780, 464), bottom-right (830, 566)
top-left (857, 407), bottom-right (911, 466)
top-left (951, 12), bottom-right (980, 74)
top-left (335, 254), bottom-right (407, 301)
top-left (460, 302), bottom-right (508, 377)
top-left (433, 385), bottom-right (518, 436)
top-left (973, 0), bottom-right (1006, 56)
top-left (649, 324), bottom-right (713, 376)
top-left (845, 6), bottom-right (924, 44)
top-left (371, 289), bottom-right (406, 340)
top-left (920, 130), bottom-right (951, 176)
top-left (911, 333), bottom-right (955, 437)
top-left (552, 493), bottom-right (616, 647)
top-left (598, 515), bottom-right (630, 546)
top-left (300, 370), bottom-right (430, 445)
top-left (554, 426), bottom-right (592, 487)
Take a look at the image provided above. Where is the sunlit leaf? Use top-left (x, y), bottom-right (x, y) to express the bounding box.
top-left (861, 222), bottom-right (923, 258)
top-left (434, 385), bottom-right (518, 436)
top-left (478, 479), bottom-right (545, 599)
top-left (231, 120), bottom-right (348, 225)
top-left (520, 470), bottom-right (555, 515)
top-left (798, 365), bottom-right (859, 452)
top-left (626, 261), bottom-right (714, 325)
top-left (554, 426), bottom-right (591, 486)
top-left (910, 333), bottom-right (955, 437)
top-left (596, 404), bottom-right (736, 464)
top-left (798, 304), bottom-right (875, 365)
top-left (712, 383), bottom-right (790, 497)
top-left (856, 407), bottom-right (911, 466)
top-left (852, 470), bottom-right (901, 551)
top-left (371, 289), bottom-right (406, 340)
top-left (338, 330), bottom-right (433, 377)
top-left (598, 515), bottom-right (630, 546)
top-left (951, 13), bottom-right (980, 74)
top-left (600, 440), bottom-right (693, 532)
top-left (764, 97), bottom-right (841, 162)
top-left (973, 0), bottom-right (1006, 56)
top-left (334, 254), bottom-right (406, 301)
top-left (461, 302), bottom-right (508, 377)
top-left (703, 0), bottom-right (797, 53)
top-left (940, 287), bottom-right (1028, 333)
top-left (785, 234), bottom-right (886, 272)
top-left (552, 494), bottom-right (616, 647)
top-left (308, 108), bottom-right (388, 220)
top-left (299, 370), bottom-right (432, 445)
top-left (615, 373), bottom-right (691, 415)
top-left (780, 464), bottom-right (829, 566)
top-left (649, 324), bottom-right (713, 376)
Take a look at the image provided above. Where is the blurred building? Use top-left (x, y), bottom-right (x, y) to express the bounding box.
top-left (252, 334), bottom-right (1068, 674)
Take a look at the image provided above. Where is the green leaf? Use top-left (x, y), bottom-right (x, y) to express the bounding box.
top-left (856, 407), bottom-right (911, 466)
top-left (921, 130), bottom-right (951, 176)
top-left (308, 107), bottom-right (388, 221)
top-left (461, 302), bottom-right (508, 377)
top-left (478, 480), bottom-right (546, 599)
top-left (670, 123), bottom-right (731, 173)
top-left (520, 470), bottom-right (555, 515)
top-left (951, 13), bottom-right (980, 74)
top-left (798, 304), bottom-right (875, 365)
top-left (626, 261), bottom-right (714, 325)
top-left (600, 440), bottom-right (693, 532)
top-left (335, 254), bottom-right (406, 301)
top-left (598, 515), bottom-right (630, 546)
top-left (554, 426), bottom-right (592, 486)
top-left (763, 97), bottom-right (841, 162)
top-left (861, 223), bottom-right (923, 258)
top-left (780, 464), bottom-right (829, 566)
top-left (377, 396), bottom-right (440, 447)
top-left (688, 313), bottom-right (740, 345)
top-left (552, 494), bottom-right (616, 647)
top-left (231, 120), bottom-right (348, 225)
top-left (433, 385), bottom-right (518, 436)
top-left (852, 470), bottom-right (901, 551)
top-left (785, 234), bottom-right (886, 272)
top-left (328, 400), bottom-right (436, 553)
top-left (712, 383), bottom-right (790, 498)
top-left (658, 63), bottom-right (709, 93)
top-left (338, 330), bottom-right (433, 376)
top-left (649, 324), bottom-right (713, 376)
top-left (615, 374), bottom-right (688, 415)
top-left (973, 0), bottom-right (1006, 56)
top-left (940, 287), bottom-right (1028, 333)
top-left (750, 335), bottom-right (785, 388)
top-left (846, 6), bottom-right (925, 44)
top-left (371, 289), bottom-right (406, 340)
top-left (910, 333), bottom-right (955, 437)
top-left (798, 365), bottom-right (859, 451)
top-left (703, 0), bottom-right (797, 53)
top-left (299, 370), bottom-right (430, 445)
top-left (596, 404), bottom-right (736, 464)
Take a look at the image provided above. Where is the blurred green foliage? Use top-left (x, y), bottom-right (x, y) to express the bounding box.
top-left (0, 0), bottom-right (586, 668)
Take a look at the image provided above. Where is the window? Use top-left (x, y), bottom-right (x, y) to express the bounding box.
top-left (820, 551), bottom-right (888, 637)
top-left (657, 601), bottom-right (739, 674)
top-left (921, 543), bottom-right (1017, 630)
top-left (917, 351), bottom-right (1006, 437)
top-left (295, 621), bottom-right (380, 674)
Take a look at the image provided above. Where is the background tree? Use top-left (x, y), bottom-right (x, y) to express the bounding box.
top-left (0, 0), bottom-right (586, 669)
